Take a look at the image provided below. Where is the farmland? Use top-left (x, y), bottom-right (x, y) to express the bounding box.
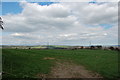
top-left (2, 49), bottom-right (119, 79)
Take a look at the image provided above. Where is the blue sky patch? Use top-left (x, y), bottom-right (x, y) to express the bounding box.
top-left (85, 24), bottom-right (113, 29)
top-left (2, 2), bottom-right (23, 15)
top-left (100, 24), bottom-right (113, 29)
top-left (89, 0), bottom-right (97, 4)
top-left (2, 2), bottom-right (56, 15)
top-left (38, 2), bottom-right (56, 6)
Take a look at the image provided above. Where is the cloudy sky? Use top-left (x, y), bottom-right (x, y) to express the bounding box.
top-left (1, 1), bottom-right (118, 46)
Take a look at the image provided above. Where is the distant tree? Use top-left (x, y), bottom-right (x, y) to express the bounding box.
top-left (109, 46), bottom-right (114, 50)
top-left (115, 48), bottom-right (119, 51)
top-left (81, 46), bottom-right (84, 49)
top-left (96, 45), bottom-right (102, 49)
top-left (90, 46), bottom-right (95, 49)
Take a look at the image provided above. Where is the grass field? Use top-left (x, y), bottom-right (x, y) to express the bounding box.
top-left (2, 49), bottom-right (119, 78)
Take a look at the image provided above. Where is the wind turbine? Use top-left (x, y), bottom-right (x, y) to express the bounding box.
top-left (0, 17), bottom-right (4, 30)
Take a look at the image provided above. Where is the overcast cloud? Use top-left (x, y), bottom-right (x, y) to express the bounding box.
top-left (2, 2), bottom-right (118, 46)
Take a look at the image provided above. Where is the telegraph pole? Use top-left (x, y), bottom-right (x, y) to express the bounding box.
top-left (89, 41), bottom-right (91, 46)
top-left (47, 42), bottom-right (49, 49)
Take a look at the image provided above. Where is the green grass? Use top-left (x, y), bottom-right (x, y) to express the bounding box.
top-left (2, 49), bottom-right (119, 78)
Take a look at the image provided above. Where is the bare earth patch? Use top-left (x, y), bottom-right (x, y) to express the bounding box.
top-left (36, 61), bottom-right (103, 78)
top-left (43, 57), bottom-right (55, 60)
top-left (48, 61), bottom-right (103, 78)
top-left (36, 73), bottom-right (47, 78)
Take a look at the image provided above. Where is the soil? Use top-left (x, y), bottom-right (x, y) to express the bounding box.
top-left (37, 60), bottom-right (103, 78)
top-left (43, 57), bottom-right (55, 60)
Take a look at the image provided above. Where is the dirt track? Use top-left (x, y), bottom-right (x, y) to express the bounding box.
top-left (47, 61), bottom-right (102, 78)
top-left (36, 58), bottom-right (103, 78)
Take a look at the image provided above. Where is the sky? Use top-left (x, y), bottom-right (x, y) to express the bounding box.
top-left (1, 1), bottom-right (118, 46)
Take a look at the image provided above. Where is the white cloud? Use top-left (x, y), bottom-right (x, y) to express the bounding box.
top-left (11, 33), bottom-right (24, 36)
top-left (62, 2), bottom-right (118, 25)
top-left (2, 2), bottom-right (118, 45)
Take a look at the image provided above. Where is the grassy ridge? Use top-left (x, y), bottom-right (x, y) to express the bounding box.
top-left (2, 49), bottom-right (119, 78)
top-left (3, 49), bottom-right (54, 78)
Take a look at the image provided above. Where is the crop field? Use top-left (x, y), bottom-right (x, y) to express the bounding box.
top-left (2, 49), bottom-right (119, 79)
